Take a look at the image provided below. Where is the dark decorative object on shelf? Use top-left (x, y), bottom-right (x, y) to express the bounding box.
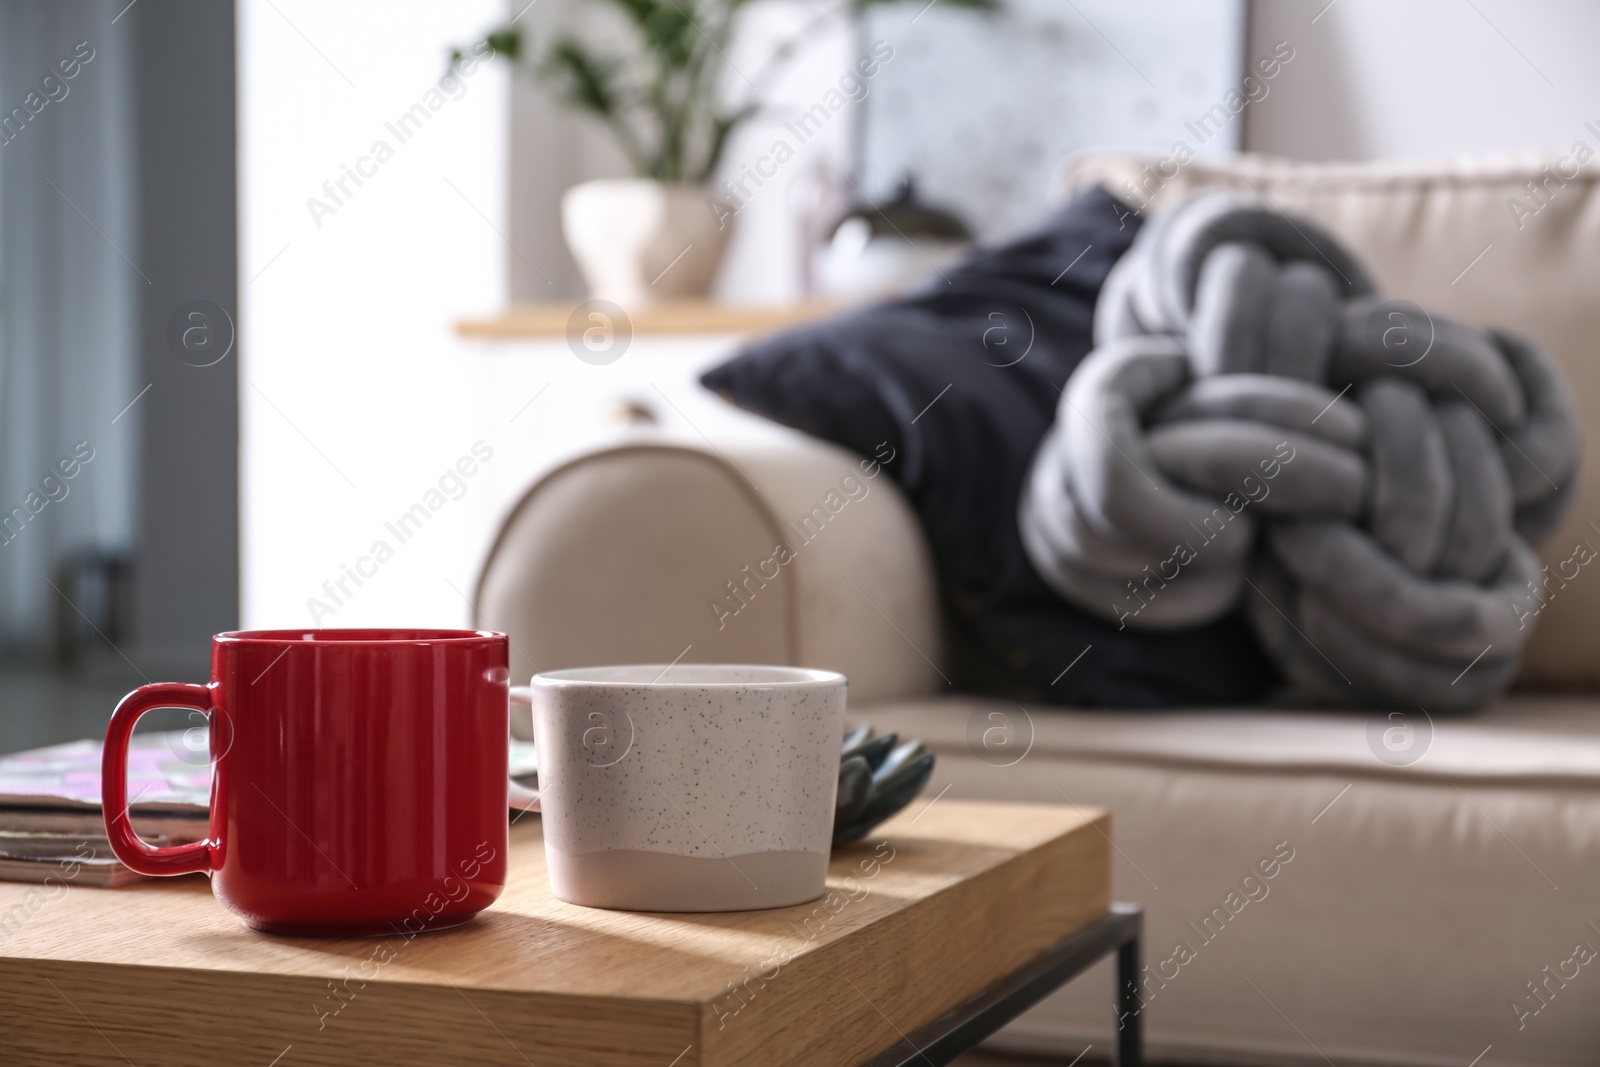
top-left (834, 725), bottom-right (934, 845)
top-left (816, 175), bottom-right (972, 299)
top-left (834, 176), bottom-right (972, 242)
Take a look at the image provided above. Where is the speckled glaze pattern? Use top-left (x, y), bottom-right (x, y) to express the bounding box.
top-left (530, 665), bottom-right (846, 865)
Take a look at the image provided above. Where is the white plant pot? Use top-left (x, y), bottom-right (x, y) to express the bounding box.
top-left (561, 179), bottom-right (731, 305)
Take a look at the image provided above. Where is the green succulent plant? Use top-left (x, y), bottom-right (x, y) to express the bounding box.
top-left (456, 0), bottom-right (999, 184)
top-left (834, 724), bottom-right (935, 844)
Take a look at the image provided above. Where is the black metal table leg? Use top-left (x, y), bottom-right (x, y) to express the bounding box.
top-left (1114, 927), bottom-right (1143, 1067)
top-left (859, 904), bottom-right (1145, 1067)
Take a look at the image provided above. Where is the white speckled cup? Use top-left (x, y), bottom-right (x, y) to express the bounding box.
top-left (514, 664), bottom-right (846, 912)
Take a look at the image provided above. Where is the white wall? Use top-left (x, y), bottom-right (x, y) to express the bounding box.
top-left (709, 2), bottom-right (856, 305)
top-left (237, 0), bottom-right (802, 632)
top-left (238, 0), bottom-right (510, 630)
top-left (1245, 0), bottom-right (1600, 160)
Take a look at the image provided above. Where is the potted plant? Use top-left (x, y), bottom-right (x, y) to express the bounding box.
top-left (459, 0), bottom-right (996, 305)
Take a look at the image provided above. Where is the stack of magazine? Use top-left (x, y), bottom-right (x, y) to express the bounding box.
top-left (0, 731), bottom-right (210, 887)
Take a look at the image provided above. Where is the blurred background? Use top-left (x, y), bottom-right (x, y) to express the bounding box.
top-left (2, 0), bottom-right (1598, 750)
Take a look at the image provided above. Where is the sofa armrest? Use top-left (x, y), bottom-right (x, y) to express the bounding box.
top-left (475, 435), bottom-right (944, 729)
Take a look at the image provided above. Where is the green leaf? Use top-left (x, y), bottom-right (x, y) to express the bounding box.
top-left (602, 0), bottom-right (699, 68)
top-left (485, 28), bottom-right (523, 61)
top-left (543, 37), bottom-right (622, 118)
top-left (697, 103), bottom-right (759, 182)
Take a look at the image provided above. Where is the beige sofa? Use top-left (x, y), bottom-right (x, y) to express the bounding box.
top-left (476, 155), bottom-right (1600, 1066)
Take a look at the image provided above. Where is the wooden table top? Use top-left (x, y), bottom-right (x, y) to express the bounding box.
top-left (0, 799), bottom-right (1109, 1067)
top-left (455, 299), bottom-right (839, 340)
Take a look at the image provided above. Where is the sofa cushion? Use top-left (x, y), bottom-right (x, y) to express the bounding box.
top-left (1058, 153), bottom-right (1600, 690)
top-left (702, 187), bottom-right (1281, 708)
top-left (856, 693), bottom-right (1600, 1065)
top-left (861, 693), bottom-right (1600, 789)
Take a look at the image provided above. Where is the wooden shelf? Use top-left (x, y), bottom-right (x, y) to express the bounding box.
top-left (455, 299), bottom-right (838, 340)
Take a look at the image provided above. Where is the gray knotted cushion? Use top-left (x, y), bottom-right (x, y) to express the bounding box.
top-left (1020, 193), bottom-right (1583, 711)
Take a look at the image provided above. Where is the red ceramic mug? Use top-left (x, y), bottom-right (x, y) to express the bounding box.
top-left (102, 629), bottom-right (537, 936)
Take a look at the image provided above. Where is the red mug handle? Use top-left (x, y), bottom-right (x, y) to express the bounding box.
top-left (508, 686), bottom-right (541, 813)
top-left (103, 683), bottom-right (219, 877)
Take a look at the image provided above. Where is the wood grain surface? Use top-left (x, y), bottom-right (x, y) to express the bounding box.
top-left (0, 800), bottom-right (1109, 1066)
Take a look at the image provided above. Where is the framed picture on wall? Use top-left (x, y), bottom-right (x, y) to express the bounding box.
top-left (858, 0), bottom-right (1247, 238)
